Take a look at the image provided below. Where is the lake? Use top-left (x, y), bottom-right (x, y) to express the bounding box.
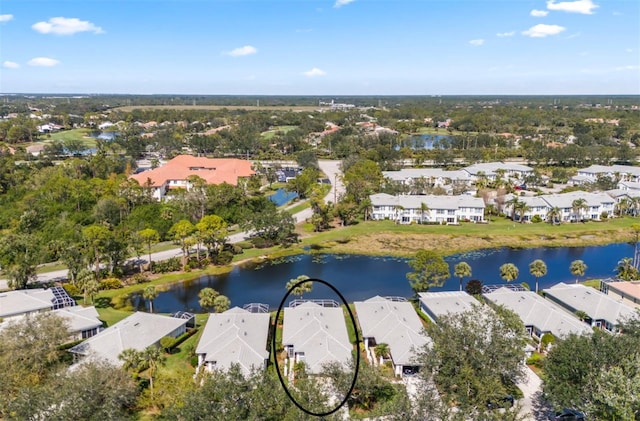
top-left (400, 134), bottom-right (455, 150)
top-left (134, 243), bottom-right (635, 313)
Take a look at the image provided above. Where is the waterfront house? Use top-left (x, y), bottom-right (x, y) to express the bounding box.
top-left (282, 301), bottom-right (352, 374)
top-left (370, 193), bottom-right (485, 224)
top-left (601, 280), bottom-right (640, 309)
top-left (52, 305), bottom-right (104, 341)
top-left (354, 296), bottom-right (430, 377)
top-left (418, 291), bottom-right (480, 323)
top-left (503, 191), bottom-right (614, 222)
top-left (483, 288), bottom-right (592, 342)
top-left (543, 282), bottom-right (636, 333)
top-left (69, 312), bottom-right (188, 366)
top-left (195, 307), bottom-right (270, 376)
top-left (0, 287), bottom-right (75, 322)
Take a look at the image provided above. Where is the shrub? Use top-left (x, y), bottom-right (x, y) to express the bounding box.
top-left (152, 257), bottom-right (181, 273)
top-left (213, 250), bottom-right (234, 265)
top-left (131, 273), bottom-right (150, 284)
top-left (62, 283), bottom-right (81, 297)
top-left (111, 293), bottom-right (134, 311)
top-left (236, 241), bottom-right (254, 250)
top-left (160, 336), bottom-right (177, 352)
top-left (99, 278), bottom-right (123, 290)
top-left (465, 279), bottom-right (483, 295)
top-left (526, 352), bottom-right (544, 368)
top-left (531, 215), bottom-right (543, 223)
top-left (231, 245), bottom-right (243, 255)
top-left (600, 211), bottom-right (609, 220)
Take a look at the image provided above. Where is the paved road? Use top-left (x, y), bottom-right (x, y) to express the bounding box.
top-left (0, 160), bottom-right (345, 288)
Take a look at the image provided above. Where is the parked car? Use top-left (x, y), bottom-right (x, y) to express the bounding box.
top-left (551, 408), bottom-right (585, 420)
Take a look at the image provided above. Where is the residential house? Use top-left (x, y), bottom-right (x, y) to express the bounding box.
top-left (370, 193), bottom-right (485, 224)
top-left (483, 287), bottom-right (592, 341)
top-left (52, 305), bottom-right (104, 341)
top-left (504, 191), bottom-right (614, 222)
top-left (571, 164), bottom-right (640, 185)
top-left (543, 282), bottom-right (636, 333)
top-left (383, 168), bottom-right (472, 190)
top-left (354, 296), bottom-right (430, 377)
top-left (462, 162), bottom-right (534, 181)
top-left (617, 181), bottom-right (640, 192)
top-left (129, 155), bottom-right (255, 200)
top-left (282, 301), bottom-right (352, 374)
top-left (69, 312), bottom-right (188, 366)
top-left (601, 280), bottom-right (640, 309)
top-left (195, 307), bottom-right (270, 376)
top-left (418, 291), bottom-right (480, 323)
top-left (0, 287), bottom-right (75, 322)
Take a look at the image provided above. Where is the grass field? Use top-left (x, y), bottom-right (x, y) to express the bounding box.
top-left (295, 216), bottom-right (640, 257)
top-left (261, 125), bottom-right (299, 139)
top-left (113, 105), bottom-right (324, 112)
top-left (414, 126), bottom-right (473, 136)
top-left (45, 128), bottom-right (97, 147)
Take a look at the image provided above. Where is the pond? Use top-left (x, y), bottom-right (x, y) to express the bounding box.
top-left (399, 134), bottom-right (455, 150)
top-left (268, 188), bottom-right (298, 206)
top-left (134, 243), bottom-right (635, 313)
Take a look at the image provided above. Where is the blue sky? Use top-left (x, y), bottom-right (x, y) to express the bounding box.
top-left (0, 0), bottom-right (638, 95)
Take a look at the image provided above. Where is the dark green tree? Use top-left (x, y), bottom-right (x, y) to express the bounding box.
top-left (406, 249), bottom-right (450, 294)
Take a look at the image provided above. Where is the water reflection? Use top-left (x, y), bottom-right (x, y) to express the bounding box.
top-left (140, 243), bottom-right (634, 313)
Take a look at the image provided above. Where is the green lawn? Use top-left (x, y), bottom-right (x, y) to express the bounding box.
top-left (414, 127), bottom-right (473, 136)
top-left (45, 128), bottom-right (97, 147)
top-left (260, 125), bottom-right (299, 139)
top-left (95, 306), bottom-right (133, 327)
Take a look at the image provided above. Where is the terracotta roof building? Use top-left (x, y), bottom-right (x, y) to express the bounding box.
top-left (130, 155), bottom-right (255, 200)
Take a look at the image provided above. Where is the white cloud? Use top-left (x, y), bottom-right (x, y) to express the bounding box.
top-left (530, 9), bottom-right (549, 17)
top-left (522, 24), bottom-right (566, 38)
top-left (626, 48), bottom-right (634, 53)
top-left (303, 67), bottom-right (326, 77)
top-left (28, 57), bottom-right (60, 67)
top-left (496, 31), bottom-right (515, 37)
top-left (546, 0), bottom-right (599, 15)
top-left (32, 17), bottom-right (103, 35)
top-left (0, 14), bottom-right (14, 22)
top-left (334, 0), bottom-right (356, 8)
top-left (469, 39), bottom-right (485, 46)
top-left (225, 45), bottom-right (257, 57)
top-left (615, 65), bottom-right (640, 71)
top-left (2, 61), bottom-right (19, 69)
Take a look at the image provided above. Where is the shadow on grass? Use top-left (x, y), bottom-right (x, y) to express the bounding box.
top-left (94, 296), bottom-right (112, 309)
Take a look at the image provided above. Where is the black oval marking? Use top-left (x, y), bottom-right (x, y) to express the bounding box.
top-left (272, 278), bottom-right (360, 417)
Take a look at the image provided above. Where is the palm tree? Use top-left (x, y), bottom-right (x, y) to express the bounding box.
top-left (485, 203), bottom-right (498, 220)
top-left (198, 287), bottom-right (220, 312)
top-left (569, 260), bottom-right (587, 284)
top-left (616, 257), bottom-right (639, 281)
top-left (143, 345), bottom-right (166, 398)
top-left (454, 262), bottom-right (472, 292)
top-left (143, 285), bottom-right (158, 313)
top-left (631, 197), bottom-right (640, 217)
top-left (515, 202), bottom-right (531, 223)
top-left (506, 196), bottom-right (521, 221)
top-left (393, 205), bottom-right (405, 224)
top-left (571, 198), bottom-right (588, 222)
top-left (546, 206), bottom-right (562, 225)
top-left (374, 343), bottom-right (390, 365)
top-left (213, 295), bottom-right (231, 313)
top-left (118, 348), bottom-right (143, 374)
top-left (499, 263), bottom-right (519, 284)
top-left (286, 274), bottom-right (313, 299)
top-left (616, 197), bottom-right (631, 217)
top-left (419, 202), bottom-right (430, 224)
top-left (529, 259), bottom-right (547, 293)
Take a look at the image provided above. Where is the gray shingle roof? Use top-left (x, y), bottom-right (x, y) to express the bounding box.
top-left (383, 168), bottom-right (471, 182)
top-left (52, 306), bottom-right (103, 334)
top-left (196, 307), bottom-right (270, 376)
top-left (463, 162), bottom-right (533, 176)
top-left (0, 288), bottom-right (54, 318)
top-left (483, 288), bottom-right (592, 338)
top-left (544, 282), bottom-right (637, 326)
top-left (578, 164), bottom-right (640, 177)
top-left (418, 291), bottom-right (480, 322)
top-left (541, 191), bottom-right (614, 209)
top-left (282, 302), bottom-right (352, 373)
top-left (354, 296), bottom-right (430, 366)
top-left (69, 312), bottom-right (188, 365)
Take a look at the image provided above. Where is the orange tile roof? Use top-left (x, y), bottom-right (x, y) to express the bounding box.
top-left (130, 155), bottom-right (255, 187)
